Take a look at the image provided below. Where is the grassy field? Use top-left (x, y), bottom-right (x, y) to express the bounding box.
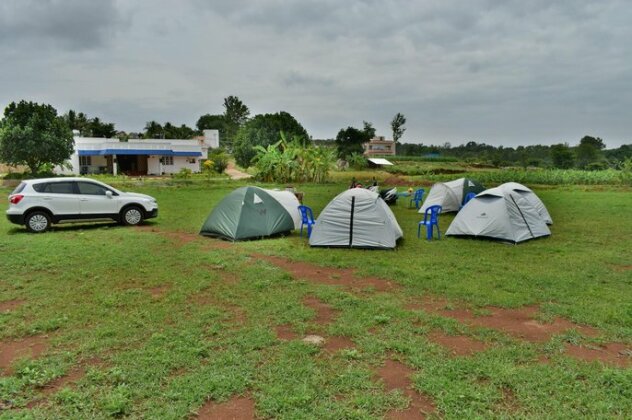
top-left (1, 176), bottom-right (631, 419)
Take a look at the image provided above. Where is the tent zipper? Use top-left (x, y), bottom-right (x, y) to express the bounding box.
top-left (349, 196), bottom-right (355, 247)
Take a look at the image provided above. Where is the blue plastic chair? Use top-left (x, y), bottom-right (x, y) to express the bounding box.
top-left (298, 205), bottom-right (316, 238)
top-left (417, 205), bottom-right (442, 240)
top-left (409, 188), bottom-right (425, 209)
top-left (460, 192), bottom-right (477, 209)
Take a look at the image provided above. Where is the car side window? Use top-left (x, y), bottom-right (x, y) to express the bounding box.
top-left (77, 182), bottom-right (108, 195)
top-left (43, 182), bottom-right (76, 194)
top-left (12, 182), bottom-right (27, 194)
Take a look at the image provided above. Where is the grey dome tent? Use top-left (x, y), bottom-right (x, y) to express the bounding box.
top-left (445, 183), bottom-right (550, 244)
top-left (309, 188), bottom-right (403, 249)
top-left (419, 178), bottom-right (485, 214)
top-left (500, 182), bottom-right (552, 225)
top-left (200, 186), bottom-right (301, 241)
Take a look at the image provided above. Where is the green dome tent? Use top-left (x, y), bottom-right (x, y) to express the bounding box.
top-left (200, 186), bottom-right (300, 241)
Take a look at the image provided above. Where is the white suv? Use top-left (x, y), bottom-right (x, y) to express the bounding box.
top-left (6, 178), bottom-right (158, 233)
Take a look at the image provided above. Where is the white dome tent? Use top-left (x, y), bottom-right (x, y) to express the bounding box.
top-left (309, 189), bottom-right (403, 249)
top-left (499, 182), bottom-right (552, 225)
top-left (419, 178), bottom-right (485, 214)
top-left (446, 183), bottom-right (551, 244)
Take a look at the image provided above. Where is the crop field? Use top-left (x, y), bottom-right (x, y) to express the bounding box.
top-left (384, 159), bottom-right (628, 186)
top-left (1, 175), bottom-right (631, 419)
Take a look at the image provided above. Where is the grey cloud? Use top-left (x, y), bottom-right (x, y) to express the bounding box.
top-left (0, 0), bottom-right (125, 50)
top-left (1, 0), bottom-right (631, 147)
top-left (282, 71), bottom-right (335, 88)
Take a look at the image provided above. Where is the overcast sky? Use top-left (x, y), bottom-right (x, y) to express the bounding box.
top-left (1, 0), bottom-right (631, 147)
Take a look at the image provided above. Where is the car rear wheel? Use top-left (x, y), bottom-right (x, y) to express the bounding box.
top-left (121, 206), bottom-right (144, 226)
top-left (25, 211), bottom-right (51, 233)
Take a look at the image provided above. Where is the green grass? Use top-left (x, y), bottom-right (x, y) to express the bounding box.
top-left (1, 176), bottom-right (631, 418)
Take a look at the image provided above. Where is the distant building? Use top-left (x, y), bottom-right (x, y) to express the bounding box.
top-left (57, 130), bottom-right (219, 176)
top-left (363, 136), bottom-right (396, 157)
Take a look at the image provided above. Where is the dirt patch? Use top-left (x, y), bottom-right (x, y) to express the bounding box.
top-left (275, 324), bottom-right (298, 340)
top-left (27, 357), bottom-right (105, 407)
top-left (0, 335), bottom-right (49, 375)
top-left (324, 336), bottom-right (355, 353)
top-left (405, 302), bottom-right (423, 311)
top-left (255, 254), bottom-right (398, 292)
top-left (161, 231), bottom-right (201, 246)
top-left (148, 284), bottom-right (170, 299)
top-left (220, 272), bottom-right (240, 285)
top-left (136, 225), bottom-right (233, 250)
top-left (565, 343), bottom-right (632, 367)
top-left (377, 359), bottom-right (436, 419)
top-left (611, 264), bottom-right (632, 272)
top-left (195, 395), bottom-right (255, 419)
top-left (303, 296), bottom-right (337, 325)
top-left (0, 299), bottom-right (24, 313)
top-left (428, 331), bottom-right (488, 356)
top-left (499, 386), bottom-right (520, 413)
top-left (429, 168), bottom-right (464, 175)
top-left (201, 239), bottom-right (234, 250)
top-left (383, 176), bottom-right (410, 187)
top-left (225, 161), bottom-right (252, 180)
top-left (135, 226), bottom-right (197, 245)
top-left (421, 297), bottom-right (599, 343)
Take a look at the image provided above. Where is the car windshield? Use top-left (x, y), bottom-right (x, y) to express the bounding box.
top-left (11, 182), bottom-right (26, 195)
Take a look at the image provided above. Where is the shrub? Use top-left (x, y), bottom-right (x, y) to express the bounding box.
top-left (620, 158), bottom-right (632, 186)
top-left (252, 132), bottom-right (333, 183)
top-left (208, 149), bottom-right (229, 173)
top-left (347, 153), bottom-right (368, 170)
top-left (174, 168), bottom-right (192, 181)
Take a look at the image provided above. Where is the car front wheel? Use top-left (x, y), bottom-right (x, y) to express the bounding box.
top-left (121, 206), bottom-right (144, 226)
top-left (25, 211), bottom-right (51, 233)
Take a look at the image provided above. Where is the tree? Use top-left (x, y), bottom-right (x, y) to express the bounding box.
top-left (64, 110), bottom-right (89, 135)
top-left (143, 121), bottom-right (164, 139)
top-left (232, 111), bottom-right (309, 167)
top-left (575, 135), bottom-right (606, 169)
top-left (87, 117), bottom-right (116, 138)
top-left (391, 112), bottom-right (406, 142)
top-left (0, 100), bottom-right (74, 174)
top-left (162, 122), bottom-right (195, 139)
top-left (362, 121), bottom-right (376, 139)
top-left (550, 143), bottom-right (575, 169)
top-left (223, 95), bottom-right (250, 148)
top-left (64, 110), bottom-right (116, 137)
top-left (335, 126), bottom-right (371, 160)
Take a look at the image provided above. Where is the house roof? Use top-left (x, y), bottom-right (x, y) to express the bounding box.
top-left (78, 149), bottom-right (202, 157)
top-left (367, 158), bottom-right (394, 166)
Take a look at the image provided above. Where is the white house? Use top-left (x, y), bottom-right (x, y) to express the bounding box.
top-left (58, 130), bottom-right (219, 176)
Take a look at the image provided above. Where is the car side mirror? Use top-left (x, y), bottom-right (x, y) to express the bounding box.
top-left (105, 191), bottom-right (113, 198)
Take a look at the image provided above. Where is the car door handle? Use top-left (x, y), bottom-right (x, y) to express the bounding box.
top-left (80, 198), bottom-right (89, 201)
top-left (43, 196), bottom-right (53, 200)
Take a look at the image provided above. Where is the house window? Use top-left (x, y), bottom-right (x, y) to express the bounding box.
top-left (79, 156), bottom-right (92, 166)
top-left (187, 158), bottom-right (196, 164)
top-left (163, 156), bottom-right (174, 165)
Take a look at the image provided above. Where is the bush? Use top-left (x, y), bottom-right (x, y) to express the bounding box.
top-left (347, 153), bottom-right (368, 170)
top-left (174, 168), bottom-right (192, 180)
top-left (620, 158), bottom-right (632, 185)
top-left (585, 161), bottom-right (608, 171)
top-left (252, 133), bottom-right (333, 183)
top-left (208, 149), bottom-right (229, 173)
top-left (3, 171), bottom-right (57, 179)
